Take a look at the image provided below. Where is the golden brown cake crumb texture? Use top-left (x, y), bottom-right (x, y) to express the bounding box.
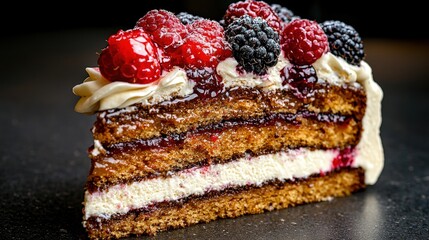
top-left (93, 83), bottom-right (365, 145)
top-left (85, 168), bottom-right (365, 239)
top-left (86, 83), bottom-right (366, 191)
top-left (88, 116), bottom-right (361, 191)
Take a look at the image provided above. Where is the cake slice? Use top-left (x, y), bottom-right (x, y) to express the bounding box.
top-left (73, 1), bottom-right (383, 239)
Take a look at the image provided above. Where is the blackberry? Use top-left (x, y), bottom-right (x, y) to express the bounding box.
top-left (225, 15), bottom-right (280, 74)
top-left (281, 64), bottom-right (317, 98)
top-left (271, 4), bottom-right (299, 24)
top-left (176, 12), bottom-right (202, 25)
top-left (320, 20), bottom-right (364, 66)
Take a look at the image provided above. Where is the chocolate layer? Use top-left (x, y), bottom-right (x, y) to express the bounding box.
top-left (85, 167), bottom-right (365, 239)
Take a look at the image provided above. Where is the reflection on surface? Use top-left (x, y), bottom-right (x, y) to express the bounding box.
top-left (354, 191), bottom-right (382, 239)
top-left (146, 189), bottom-right (384, 240)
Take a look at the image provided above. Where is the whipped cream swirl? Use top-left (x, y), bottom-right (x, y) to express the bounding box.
top-left (73, 67), bottom-right (194, 114)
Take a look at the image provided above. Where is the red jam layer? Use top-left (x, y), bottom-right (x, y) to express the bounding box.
top-left (102, 110), bottom-right (352, 154)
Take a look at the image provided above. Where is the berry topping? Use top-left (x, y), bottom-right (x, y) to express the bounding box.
top-left (136, 10), bottom-right (188, 52)
top-left (176, 12), bottom-right (203, 25)
top-left (186, 67), bottom-right (224, 99)
top-left (270, 4), bottom-right (300, 24)
top-left (281, 64), bottom-right (317, 98)
top-left (98, 28), bottom-right (161, 84)
top-left (225, 15), bottom-right (280, 74)
top-left (223, 0), bottom-right (282, 33)
top-left (320, 20), bottom-right (365, 66)
top-left (281, 19), bottom-right (329, 65)
top-left (177, 19), bottom-right (230, 98)
top-left (182, 19), bottom-right (231, 68)
top-left (155, 47), bottom-right (174, 71)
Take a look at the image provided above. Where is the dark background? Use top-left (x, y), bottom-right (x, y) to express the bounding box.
top-left (3, 0), bottom-right (428, 39)
top-left (1, 1), bottom-right (428, 239)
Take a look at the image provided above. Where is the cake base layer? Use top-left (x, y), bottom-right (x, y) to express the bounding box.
top-left (85, 167), bottom-right (365, 239)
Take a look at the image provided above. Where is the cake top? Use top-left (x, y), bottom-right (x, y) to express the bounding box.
top-left (73, 0), bottom-right (367, 114)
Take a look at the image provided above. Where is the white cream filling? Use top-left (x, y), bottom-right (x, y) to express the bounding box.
top-left (84, 149), bottom-right (337, 220)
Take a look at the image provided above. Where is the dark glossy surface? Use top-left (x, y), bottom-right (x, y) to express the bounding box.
top-left (0, 30), bottom-right (428, 239)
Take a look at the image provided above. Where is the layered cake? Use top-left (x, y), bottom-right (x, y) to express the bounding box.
top-left (73, 1), bottom-right (384, 239)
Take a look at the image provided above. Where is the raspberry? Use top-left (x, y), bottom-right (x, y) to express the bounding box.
top-left (225, 15), bottom-right (280, 74)
top-left (181, 20), bottom-right (230, 98)
top-left (188, 19), bottom-right (224, 41)
top-left (320, 20), bottom-right (365, 66)
top-left (182, 19), bottom-right (231, 68)
top-left (98, 28), bottom-right (161, 84)
top-left (223, 0), bottom-right (282, 33)
top-left (136, 10), bottom-right (187, 52)
top-left (176, 12), bottom-right (203, 25)
top-left (281, 64), bottom-right (317, 98)
top-left (281, 19), bottom-right (328, 65)
top-left (155, 47), bottom-right (174, 71)
top-left (186, 67), bottom-right (224, 99)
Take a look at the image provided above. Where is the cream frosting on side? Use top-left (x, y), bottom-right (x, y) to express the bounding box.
top-left (84, 148), bottom-right (337, 220)
top-left (353, 62), bottom-right (384, 184)
top-left (73, 67), bottom-right (194, 114)
top-left (312, 53), bottom-right (384, 184)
